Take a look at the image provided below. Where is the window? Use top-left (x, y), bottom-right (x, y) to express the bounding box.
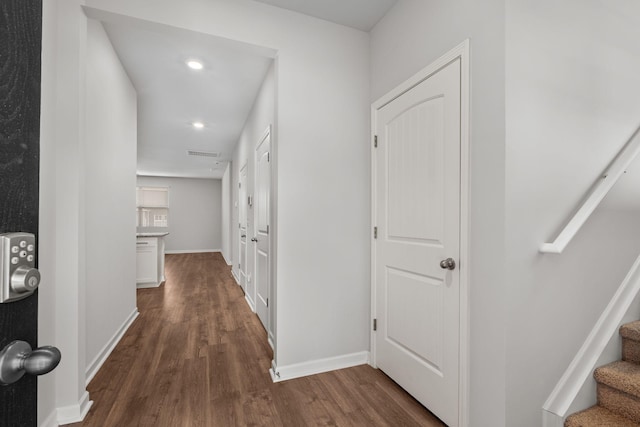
top-left (136, 186), bottom-right (169, 228)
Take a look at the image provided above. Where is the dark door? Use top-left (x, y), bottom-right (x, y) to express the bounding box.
top-left (0, 0), bottom-right (42, 425)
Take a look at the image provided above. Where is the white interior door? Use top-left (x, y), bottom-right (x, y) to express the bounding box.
top-left (374, 58), bottom-right (461, 427)
top-left (239, 163), bottom-right (248, 292)
top-left (254, 127), bottom-right (271, 333)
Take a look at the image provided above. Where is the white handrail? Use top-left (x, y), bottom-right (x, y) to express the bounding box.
top-left (540, 126), bottom-right (640, 254)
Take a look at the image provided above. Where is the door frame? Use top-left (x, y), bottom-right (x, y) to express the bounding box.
top-left (370, 39), bottom-right (470, 427)
top-left (238, 161), bottom-right (249, 295)
top-left (253, 126), bottom-right (271, 334)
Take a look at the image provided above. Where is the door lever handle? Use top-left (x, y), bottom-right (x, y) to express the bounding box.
top-left (251, 237), bottom-right (258, 242)
top-left (0, 340), bottom-right (61, 385)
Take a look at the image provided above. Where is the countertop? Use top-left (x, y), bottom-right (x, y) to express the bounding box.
top-left (136, 232), bottom-right (169, 237)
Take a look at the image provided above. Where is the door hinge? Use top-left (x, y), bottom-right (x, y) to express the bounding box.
top-left (267, 152), bottom-right (270, 162)
top-left (239, 182), bottom-right (241, 188)
top-left (266, 298), bottom-right (269, 307)
top-left (266, 224), bottom-right (269, 234)
top-left (374, 135), bottom-right (378, 148)
top-left (373, 318), bottom-right (377, 331)
top-left (373, 226), bottom-right (378, 239)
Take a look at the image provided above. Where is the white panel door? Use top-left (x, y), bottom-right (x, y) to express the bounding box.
top-left (374, 58), bottom-right (461, 427)
top-left (239, 164), bottom-right (248, 293)
top-left (254, 128), bottom-right (271, 333)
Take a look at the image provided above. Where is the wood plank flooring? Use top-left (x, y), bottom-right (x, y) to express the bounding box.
top-left (71, 253), bottom-right (446, 426)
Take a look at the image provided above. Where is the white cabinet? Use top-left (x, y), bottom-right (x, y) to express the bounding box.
top-left (136, 234), bottom-right (167, 288)
top-left (136, 238), bottom-right (157, 284)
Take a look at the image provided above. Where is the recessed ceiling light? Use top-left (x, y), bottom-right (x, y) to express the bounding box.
top-left (186, 60), bottom-right (203, 70)
top-left (192, 121), bottom-right (204, 129)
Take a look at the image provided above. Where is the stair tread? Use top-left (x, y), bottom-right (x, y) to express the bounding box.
top-left (621, 321), bottom-right (640, 342)
top-left (565, 405), bottom-right (640, 426)
top-left (595, 361), bottom-right (640, 397)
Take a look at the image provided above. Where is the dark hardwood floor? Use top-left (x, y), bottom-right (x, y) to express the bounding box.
top-left (71, 252), bottom-right (446, 426)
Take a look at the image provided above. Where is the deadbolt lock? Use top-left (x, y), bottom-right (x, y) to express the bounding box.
top-left (0, 233), bottom-right (40, 303)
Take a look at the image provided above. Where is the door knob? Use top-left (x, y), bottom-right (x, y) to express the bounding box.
top-left (0, 340), bottom-right (61, 385)
top-left (440, 258), bottom-right (456, 270)
top-left (251, 237), bottom-right (258, 242)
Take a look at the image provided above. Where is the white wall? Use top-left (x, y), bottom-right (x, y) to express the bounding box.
top-left (230, 63), bottom-right (274, 286)
top-left (137, 176), bottom-right (222, 252)
top-left (84, 18), bottom-right (138, 376)
top-left (81, 0), bottom-right (371, 370)
top-left (221, 164), bottom-right (231, 264)
top-left (38, 0), bottom-right (59, 422)
top-left (371, 1), bottom-right (506, 425)
top-left (505, 1), bottom-right (640, 425)
top-left (229, 61), bottom-right (274, 327)
top-left (39, 0), bottom-right (91, 423)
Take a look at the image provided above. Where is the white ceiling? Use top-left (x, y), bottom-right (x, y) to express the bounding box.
top-left (100, 0), bottom-right (398, 180)
top-left (252, 0), bottom-right (397, 31)
top-left (103, 21), bottom-right (275, 179)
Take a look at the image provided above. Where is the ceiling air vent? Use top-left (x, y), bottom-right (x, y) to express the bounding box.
top-left (186, 150), bottom-right (220, 158)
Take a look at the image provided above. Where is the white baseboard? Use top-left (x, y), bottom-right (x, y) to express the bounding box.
top-left (269, 351), bottom-right (370, 382)
top-left (221, 251), bottom-right (232, 266)
top-left (164, 249), bottom-right (221, 254)
top-left (231, 270), bottom-right (240, 285)
top-left (85, 308), bottom-right (139, 385)
top-left (542, 409), bottom-right (564, 427)
top-left (136, 282), bottom-right (161, 289)
top-left (40, 409), bottom-right (58, 427)
top-left (245, 295), bottom-right (256, 312)
top-left (57, 391), bottom-right (93, 425)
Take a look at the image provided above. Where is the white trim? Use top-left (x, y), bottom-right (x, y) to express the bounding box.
top-left (253, 124), bottom-right (271, 333)
top-left (542, 254), bottom-right (640, 425)
top-left (540, 126), bottom-right (640, 254)
top-left (370, 39), bottom-right (470, 427)
top-left (221, 250), bottom-right (232, 266)
top-left (238, 160), bottom-right (248, 296)
top-left (269, 60), bottom-right (279, 379)
top-left (269, 351), bottom-right (369, 382)
top-left (231, 269), bottom-right (240, 285)
top-left (369, 77), bottom-right (378, 370)
top-left (458, 39), bottom-right (472, 427)
top-left (40, 410), bottom-right (59, 427)
top-left (56, 391), bottom-right (92, 425)
top-left (245, 294), bottom-right (256, 312)
top-left (136, 282), bottom-right (162, 289)
top-left (85, 308), bottom-right (139, 385)
top-left (164, 249), bottom-right (221, 254)
top-left (542, 409), bottom-right (565, 427)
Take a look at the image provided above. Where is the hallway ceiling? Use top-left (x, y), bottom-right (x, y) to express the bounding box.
top-left (251, 0), bottom-right (397, 31)
top-left (103, 20), bottom-right (275, 179)
top-left (100, 0), bottom-right (398, 179)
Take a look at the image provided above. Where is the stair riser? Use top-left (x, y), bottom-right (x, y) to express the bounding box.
top-left (598, 383), bottom-right (640, 423)
top-left (623, 338), bottom-right (640, 364)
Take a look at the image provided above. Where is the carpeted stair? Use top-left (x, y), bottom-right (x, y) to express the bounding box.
top-left (566, 321), bottom-right (640, 426)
